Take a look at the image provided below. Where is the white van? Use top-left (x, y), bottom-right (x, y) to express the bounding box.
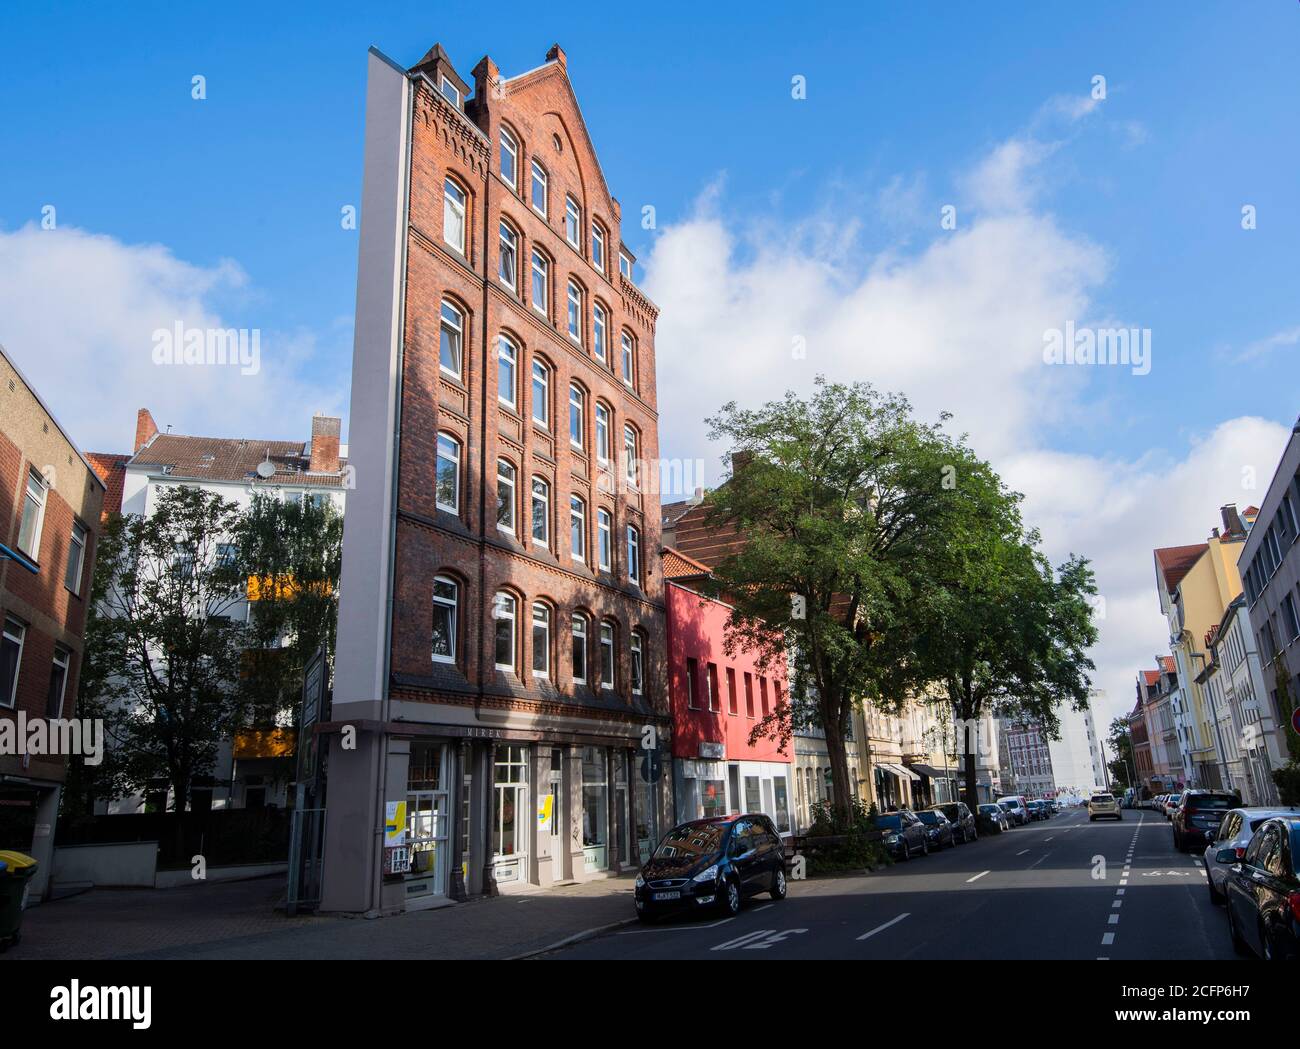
top-left (996, 795), bottom-right (1030, 826)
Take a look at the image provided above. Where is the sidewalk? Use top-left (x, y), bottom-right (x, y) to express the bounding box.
top-left (1, 874), bottom-right (638, 960)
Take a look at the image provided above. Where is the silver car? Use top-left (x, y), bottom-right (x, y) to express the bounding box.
top-left (1202, 806), bottom-right (1300, 904)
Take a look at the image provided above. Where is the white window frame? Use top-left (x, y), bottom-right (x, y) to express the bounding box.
top-left (530, 249), bottom-right (548, 316)
top-left (432, 576), bottom-right (458, 664)
top-left (627, 525), bottom-right (641, 586)
top-left (1, 617), bottom-right (25, 710)
top-left (570, 495), bottom-right (586, 563)
top-left (496, 459), bottom-right (517, 535)
top-left (497, 335), bottom-right (517, 408)
top-left (493, 592), bottom-right (517, 672)
top-left (439, 75), bottom-right (460, 108)
top-left (531, 476), bottom-right (550, 547)
top-left (443, 177), bottom-right (467, 253)
top-left (532, 603), bottom-right (551, 679)
top-left (619, 251), bottom-right (631, 279)
top-left (498, 220), bottom-right (518, 291)
top-left (595, 402), bottom-right (611, 463)
top-left (631, 633), bottom-right (644, 696)
top-left (592, 222), bottom-right (605, 272)
top-left (597, 508), bottom-right (613, 571)
top-left (499, 126), bottom-right (518, 189)
top-left (17, 468), bottom-right (47, 560)
top-left (621, 331), bottom-right (635, 387)
top-left (530, 160), bottom-right (548, 216)
top-left (440, 300), bottom-right (463, 380)
top-left (565, 195), bottom-right (581, 248)
top-left (572, 614), bottom-right (588, 684)
top-left (66, 519), bottom-right (87, 595)
top-left (599, 622), bottom-right (615, 690)
top-left (623, 425), bottom-right (639, 487)
top-left (47, 644), bottom-right (70, 718)
top-left (436, 433), bottom-right (461, 514)
top-left (567, 281), bottom-right (582, 343)
top-left (569, 384), bottom-right (584, 449)
top-left (531, 359), bottom-right (549, 428)
top-left (593, 302), bottom-right (607, 360)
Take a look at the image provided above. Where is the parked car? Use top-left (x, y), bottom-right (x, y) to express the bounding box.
top-left (634, 814), bottom-right (786, 922)
top-left (1172, 790), bottom-right (1239, 852)
top-left (1163, 793), bottom-right (1183, 820)
top-left (1223, 816), bottom-right (1300, 961)
top-left (977, 803), bottom-right (1010, 834)
top-left (997, 796), bottom-right (1030, 826)
top-left (1030, 800), bottom-right (1053, 820)
top-left (1203, 807), bottom-right (1300, 904)
top-left (875, 810), bottom-right (930, 860)
top-left (916, 809), bottom-right (956, 850)
top-left (932, 802), bottom-right (978, 843)
top-left (1088, 792), bottom-right (1122, 821)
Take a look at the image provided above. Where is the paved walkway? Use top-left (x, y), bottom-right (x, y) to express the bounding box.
top-left (1, 874), bottom-right (638, 960)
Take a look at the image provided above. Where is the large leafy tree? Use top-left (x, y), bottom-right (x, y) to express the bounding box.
top-left (230, 493), bottom-right (343, 726)
top-left (1106, 716), bottom-right (1135, 790)
top-left (909, 460), bottom-right (1099, 812)
top-left (701, 378), bottom-right (989, 819)
top-left (78, 486), bottom-right (249, 813)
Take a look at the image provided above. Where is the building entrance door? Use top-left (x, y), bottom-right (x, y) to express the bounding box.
top-left (405, 742), bottom-right (450, 900)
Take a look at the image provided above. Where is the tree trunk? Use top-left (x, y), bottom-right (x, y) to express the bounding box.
top-left (822, 713), bottom-right (854, 825)
top-left (961, 746), bottom-right (979, 814)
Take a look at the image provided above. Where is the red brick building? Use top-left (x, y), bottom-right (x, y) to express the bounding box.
top-left (662, 549), bottom-right (793, 836)
top-left (0, 344), bottom-right (106, 901)
top-left (321, 43), bottom-right (670, 912)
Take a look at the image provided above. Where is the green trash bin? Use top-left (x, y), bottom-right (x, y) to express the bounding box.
top-left (0, 850), bottom-right (39, 951)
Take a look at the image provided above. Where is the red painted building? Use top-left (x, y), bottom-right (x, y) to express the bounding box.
top-left (663, 550), bottom-right (793, 835)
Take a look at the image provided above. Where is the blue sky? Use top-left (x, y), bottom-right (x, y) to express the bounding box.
top-left (1, 0), bottom-right (1298, 724)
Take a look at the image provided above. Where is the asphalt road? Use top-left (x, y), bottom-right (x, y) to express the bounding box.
top-left (545, 806), bottom-right (1240, 960)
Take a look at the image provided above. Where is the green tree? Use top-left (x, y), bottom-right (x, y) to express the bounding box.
top-left (231, 493), bottom-right (343, 726)
top-left (1106, 716), bottom-right (1134, 790)
top-left (75, 486), bottom-right (248, 812)
top-left (701, 378), bottom-right (991, 820)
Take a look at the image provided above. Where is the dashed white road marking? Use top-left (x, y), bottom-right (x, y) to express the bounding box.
top-left (966, 870), bottom-right (990, 883)
top-left (1016, 849), bottom-right (1030, 856)
top-left (1108, 914), bottom-right (1120, 924)
top-left (1101, 932), bottom-right (1115, 946)
top-left (857, 913), bottom-right (910, 941)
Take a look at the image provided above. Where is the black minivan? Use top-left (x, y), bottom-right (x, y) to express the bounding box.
top-left (634, 814), bottom-right (787, 921)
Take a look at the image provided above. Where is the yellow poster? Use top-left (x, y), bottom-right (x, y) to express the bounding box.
top-left (536, 793), bottom-right (554, 826)
top-left (384, 800), bottom-right (407, 845)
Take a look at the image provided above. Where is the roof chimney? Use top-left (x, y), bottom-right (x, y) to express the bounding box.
top-left (309, 414), bottom-right (342, 474)
top-left (1220, 503), bottom-right (1246, 539)
top-left (134, 408), bottom-right (159, 453)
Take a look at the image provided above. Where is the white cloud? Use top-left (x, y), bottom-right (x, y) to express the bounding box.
top-left (1234, 324), bottom-right (1300, 363)
top-left (0, 223), bottom-right (346, 453)
top-left (643, 118), bottom-right (1288, 736)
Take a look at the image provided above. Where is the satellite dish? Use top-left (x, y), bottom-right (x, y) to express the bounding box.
top-left (256, 452), bottom-right (276, 479)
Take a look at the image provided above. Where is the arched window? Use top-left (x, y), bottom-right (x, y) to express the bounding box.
top-left (626, 525), bottom-right (641, 586)
top-left (531, 359), bottom-right (550, 428)
top-left (493, 591), bottom-right (517, 671)
top-left (599, 621), bottom-right (616, 690)
top-left (499, 126), bottom-right (518, 189)
top-left (497, 334), bottom-right (517, 407)
top-left (435, 433), bottom-right (461, 514)
top-left (569, 495), bottom-right (586, 562)
top-left (530, 476), bottom-right (550, 547)
top-left (531, 602), bottom-right (551, 679)
top-left (439, 300), bottom-right (463, 379)
top-left (566, 281), bottom-right (582, 343)
top-left (568, 384), bottom-right (584, 448)
top-left (571, 614), bottom-right (589, 684)
top-left (432, 575), bottom-right (458, 664)
top-left (530, 249), bottom-right (549, 316)
top-left (443, 177), bottom-right (467, 253)
top-left (496, 459), bottom-right (517, 534)
top-left (591, 221), bottom-right (606, 273)
top-left (594, 402), bottom-right (611, 463)
top-left (596, 507), bottom-right (613, 571)
top-left (530, 159), bottom-right (548, 216)
top-left (623, 424), bottom-right (639, 487)
top-left (620, 330), bottom-right (635, 388)
top-left (592, 302), bottom-right (607, 360)
top-left (630, 631), bottom-right (644, 696)
top-left (564, 195), bottom-right (581, 248)
top-left (498, 220), bottom-right (518, 290)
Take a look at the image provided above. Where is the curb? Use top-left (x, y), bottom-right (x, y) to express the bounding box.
top-left (506, 915), bottom-right (639, 960)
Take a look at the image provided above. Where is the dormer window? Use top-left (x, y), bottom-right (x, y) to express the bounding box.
top-left (439, 75), bottom-right (461, 108)
top-left (619, 251), bottom-right (631, 279)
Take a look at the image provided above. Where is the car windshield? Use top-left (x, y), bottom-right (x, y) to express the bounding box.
top-left (875, 815), bottom-right (904, 831)
top-left (999, 800), bottom-right (1020, 809)
top-left (1092, 795), bottom-right (1113, 802)
top-left (1168, 795), bottom-right (1181, 803)
top-left (979, 805), bottom-right (1000, 815)
top-left (917, 812), bottom-right (941, 825)
top-left (1186, 796), bottom-right (1233, 810)
top-left (652, 823), bottom-right (727, 861)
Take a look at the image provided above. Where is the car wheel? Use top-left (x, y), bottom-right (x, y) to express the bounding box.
top-left (721, 878), bottom-right (742, 916)
top-left (770, 868), bottom-right (788, 900)
top-left (1227, 902), bottom-right (1251, 957)
top-left (921, 837), bottom-right (930, 856)
top-left (1205, 864), bottom-right (1224, 905)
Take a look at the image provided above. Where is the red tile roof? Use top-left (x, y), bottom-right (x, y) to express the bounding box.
top-left (1154, 543), bottom-right (1207, 594)
top-left (1159, 655), bottom-right (1176, 673)
top-left (86, 452), bottom-right (130, 520)
top-left (130, 433), bottom-right (348, 487)
top-left (661, 545), bottom-right (712, 581)
top-left (1141, 669), bottom-right (1161, 686)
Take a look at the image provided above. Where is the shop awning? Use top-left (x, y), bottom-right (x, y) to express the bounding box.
top-left (882, 762), bottom-right (920, 782)
top-left (909, 763), bottom-right (957, 779)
